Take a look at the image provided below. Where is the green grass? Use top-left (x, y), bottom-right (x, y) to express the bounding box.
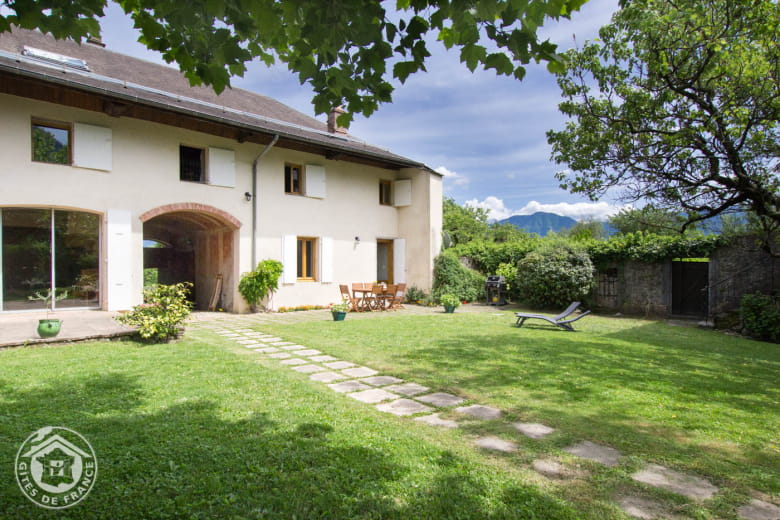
top-left (1, 311), bottom-right (777, 519)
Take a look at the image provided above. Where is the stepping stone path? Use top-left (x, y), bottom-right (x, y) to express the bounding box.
top-left (210, 323), bottom-right (775, 518)
top-left (632, 464), bottom-right (718, 501)
top-left (564, 441), bottom-right (621, 467)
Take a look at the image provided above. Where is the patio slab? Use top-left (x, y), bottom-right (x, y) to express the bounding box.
top-left (310, 355), bottom-right (339, 362)
top-left (376, 399), bottom-right (433, 416)
top-left (279, 358), bottom-right (308, 366)
top-left (616, 495), bottom-right (673, 520)
top-left (253, 347), bottom-right (279, 353)
top-left (513, 422), bottom-right (555, 439)
top-left (416, 392), bottom-right (464, 407)
top-left (455, 404), bottom-right (502, 420)
top-left (341, 367), bottom-right (378, 378)
top-left (328, 381), bottom-right (372, 393)
top-left (291, 364), bottom-right (328, 374)
top-left (267, 352), bottom-right (292, 359)
top-left (294, 349), bottom-right (322, 357)
top-left (532, 459), bottom-right (566, 478)
top-left (359, 376), bottom-right (403, 386)
top-left (309, 371), bottom-right (349, 383)
top-left (564, 441), bottom-right (621, 467)
top-left (324, 361), bottom-right (356, 370)
top-left (475, 436), bottom-right (517, 453)
top-left (0, 310), bottom-right (136, 348)
top-left (280, 345), bottom-right (307, 351)
top-left (385, 382), bottom-right (430, 396)
top-left (737, 499), bottom-right (780, 520)
top-left (348, 389), bottom-right (399, 404)
top-left (631, 464), bottom-right (718, 501)
top-left (413, 413), bottom-right (459, 429)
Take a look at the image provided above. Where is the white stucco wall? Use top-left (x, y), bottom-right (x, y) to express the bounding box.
top-left (0, 93), bottom-right (442, 313)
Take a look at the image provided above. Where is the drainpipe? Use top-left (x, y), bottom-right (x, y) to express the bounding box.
top-left (251, 134), bottom-right (279, 267)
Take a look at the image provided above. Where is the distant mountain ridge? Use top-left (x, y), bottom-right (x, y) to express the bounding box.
top-left (498, 212), bottom-right (577, 235)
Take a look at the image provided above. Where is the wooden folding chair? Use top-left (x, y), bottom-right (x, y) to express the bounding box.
top-left (339, 284), bottom-right (360, 312)
top-left (390, 283), bottom-right (406, 310)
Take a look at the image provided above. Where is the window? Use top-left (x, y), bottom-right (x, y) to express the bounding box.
top-left (379, 180), bottom-right (392, 206)
top-left (180, 146), bottom-right (205, 182)
top-left (32, 121), bottom-right (71, 165)
top-left (285, 163), bottom-right (303, 194)
top-left (296, 237), bottom-right (317, 280)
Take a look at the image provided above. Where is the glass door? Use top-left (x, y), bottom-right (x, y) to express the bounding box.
top-left (2, 209), bottom-right (52, 311)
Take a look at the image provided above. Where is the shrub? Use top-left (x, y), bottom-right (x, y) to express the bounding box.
top-left (238, 259), bottom-right (283, 311)
top-left (740, 293), bottom-right (780, 342)
top-left (515, 241), bottom-right (595, 308)
top-left (405, 285), bottom-right (428, 304)
top-left (432, 250), bottom-right (485, 302)
top-left (117, 282), bottom-right (193, 343)
top-left (496, 262), bottom-right (520, 302)
top-left (439, 294), bottom-right (461, 307)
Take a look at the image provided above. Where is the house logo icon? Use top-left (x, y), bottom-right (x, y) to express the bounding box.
top-left (15, 426), bottom-right (98, 509)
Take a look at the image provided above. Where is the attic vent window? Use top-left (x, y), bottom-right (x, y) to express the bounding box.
top-left (22, 46), bottom-right (90, 71)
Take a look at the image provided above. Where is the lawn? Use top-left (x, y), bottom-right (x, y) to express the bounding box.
top-left (1, 309), bottom-right (777, 519)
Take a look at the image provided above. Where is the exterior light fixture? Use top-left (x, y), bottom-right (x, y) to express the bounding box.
top-left (244, 192), bottom-right (252, 202)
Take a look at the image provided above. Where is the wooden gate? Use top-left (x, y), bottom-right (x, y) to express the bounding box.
top-left (672, 260), bottom-right (709, 317)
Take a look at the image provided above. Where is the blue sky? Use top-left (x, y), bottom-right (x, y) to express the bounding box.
top-left (98, 0), bottom-right (622, 221)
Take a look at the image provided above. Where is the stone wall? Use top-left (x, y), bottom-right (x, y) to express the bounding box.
top-left (592, 261), bottom-right (670, 316)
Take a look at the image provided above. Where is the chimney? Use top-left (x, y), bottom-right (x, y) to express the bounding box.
top-left (86, 36), bottom-right (106, 48)
top-left (327, 106), bottom-right (348, 135)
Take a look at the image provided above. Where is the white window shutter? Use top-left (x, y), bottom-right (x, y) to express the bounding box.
top-left (321, 237), bottom-right (333, 283)
top-left (207, 147), bottom-right (235, 187)
top-left (393, 179), bottom-right (412, 207)
top-left (282, 235), bottom-right (297, 284)
top-left (73, 123), bottom-right (112, 171)
top-left (393, 238), bottom-right (406, 283)
top-left (305, 164), bottom-right (326, 198)
top-left (106, 209), bottom-right (133, 310)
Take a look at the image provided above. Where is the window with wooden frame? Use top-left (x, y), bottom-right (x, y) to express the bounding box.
top-left (31, 120), bottom-right (72, 165)
top-left (296, 237), bottom-right (317, 281)
top-left (379, 180), bottom-right (392, 206)
top-left (285, 163), bottom-right (304, 194)
top-left (180, 145), bottom-right (205, 182)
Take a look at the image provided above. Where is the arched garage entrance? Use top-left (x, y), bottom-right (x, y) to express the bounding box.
top-left (140, 204), bottom-right (240, 311)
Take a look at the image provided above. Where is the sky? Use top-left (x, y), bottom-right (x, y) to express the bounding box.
top-left (97, 0), bottom-right (623, 222)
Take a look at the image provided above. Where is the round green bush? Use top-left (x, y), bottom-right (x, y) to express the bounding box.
top-left (740, 293), bottom-right (780, 342)
top-left (515, 241), bottom-right (595, 308)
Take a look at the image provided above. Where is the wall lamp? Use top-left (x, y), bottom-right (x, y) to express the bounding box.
top-left (244, 192), bottom-right (252, 202)
top-left (354, 236), bottom-right (360, 243)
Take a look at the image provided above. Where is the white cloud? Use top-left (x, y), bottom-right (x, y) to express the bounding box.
top-left (435, 165), bottom-right (470, 186)
top-left (465, 197), bottom-right (629, 222)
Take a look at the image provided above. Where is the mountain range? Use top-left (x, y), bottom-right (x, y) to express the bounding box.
top-left (498, 212), bottom-right (578, 235)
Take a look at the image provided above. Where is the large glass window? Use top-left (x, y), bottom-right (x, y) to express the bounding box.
top-left (1, 209), bottom-right (99, 312)
top-left (32, 121), bottom-right (71, 165)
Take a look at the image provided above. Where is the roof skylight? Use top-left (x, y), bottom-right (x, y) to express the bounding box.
top-left (22, 46), bottom-right (89, 71)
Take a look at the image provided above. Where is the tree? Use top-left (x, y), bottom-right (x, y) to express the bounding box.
top-left (442, 197), bottom-right (489, 246)
top-left (565, 219), bottom-right (607, 240)
top-left (547, 0), bottom-right (780, 231)
top-left (608, 206), bottom-right (697, 236)
top-left (1, 0), bottom-right (589, 124)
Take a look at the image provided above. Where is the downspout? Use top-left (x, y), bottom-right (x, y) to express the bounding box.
top-left (251, 134), bottom-right (279, 267)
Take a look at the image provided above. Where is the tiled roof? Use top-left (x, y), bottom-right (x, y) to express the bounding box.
top-left (0, 28), bottom-right (427, 170)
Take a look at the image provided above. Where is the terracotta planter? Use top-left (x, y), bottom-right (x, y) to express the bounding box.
top-left (37, 319), bottom-right (62, 338)
top-left (331, 311), bottom-right (347, 321)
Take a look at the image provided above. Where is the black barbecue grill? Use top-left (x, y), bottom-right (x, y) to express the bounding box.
top-left (485, 275), bottom-right (507, 306)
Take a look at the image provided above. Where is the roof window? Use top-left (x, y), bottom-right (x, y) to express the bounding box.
top-left (22, 46), bottom-right (90, 71)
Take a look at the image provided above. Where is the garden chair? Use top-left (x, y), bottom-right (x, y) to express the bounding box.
top-left (339, 284), bottom-right (361, 312)
top-left (390, 283), bottom-right (406, 310)
top-left (515, 302), bottom-right (591, 331)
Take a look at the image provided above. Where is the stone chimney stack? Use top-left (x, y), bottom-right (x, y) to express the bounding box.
top-left (327, 106), bottom-right (348, 135)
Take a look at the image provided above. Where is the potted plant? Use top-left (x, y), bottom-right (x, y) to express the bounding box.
top-left (440, 294), bottom-right (461, 313)
top-left (330, 300), bottom-right (351, 321)
top-left (29, 288), bottom-right (68, 338)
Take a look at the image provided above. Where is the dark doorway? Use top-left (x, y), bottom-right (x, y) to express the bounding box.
top-left (672, 260), bottom-right (709, 317)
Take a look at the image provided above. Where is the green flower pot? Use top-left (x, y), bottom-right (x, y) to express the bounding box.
top-left (332, 311), bottom-right (347, 321)
top-left (37, 319), bottom-right (62, 338)
top-left (443, 305), bottom-right (456, 313)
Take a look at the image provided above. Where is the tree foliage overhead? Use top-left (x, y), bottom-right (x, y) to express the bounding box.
top-left (0, 0), bottom-right (588, 124)
top-left (547, 0), bottom-right (780, 229)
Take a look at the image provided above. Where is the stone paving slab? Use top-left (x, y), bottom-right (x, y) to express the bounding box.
top-left (564, 441), bottom-right (621, 467)
top-left (413, 413), bottom-right (459, 429)
top-left (310, 355), bottom-right (338, 362)
top-left (267, 352), bottom-right (292, 359)
top-left (348, 388), bottom-right (399, 404)
top-left (280, 345), bottom-right (307, 351)
top-left (328, 381), bottom-right (372, 393)
top-left (341, 367), bottom-right (378, 378)
top-left (475, 436), bottom-right (517, 453)
top-left (385, 382), bottom-right (430, 396)
top-left (263, 337), bottom-right (282, 342)
top-left (737, 499), bottom-right (780, 520)
top-left (416, 392), bottom-right (464, 407)
top-left (253, 347), bottom-right (280, 353)
top-left (376, 399), bottom-right (434, 416)
top-left (360, 376), bottom-right (403, 386)
top-left (455, 404), bottom-right (502, 420)
top-left (291, 364), bottom-right (328, 374)
top-left (242, 343), bottom-right (263, 348)
top-left (532, 458), bottom-right (566, 478)
top-left (270, 341), bottom-right (294, 346)
top-left (309, 371), bottom-right (349, 383)
top-left (280, 358), bottom-right (308, 366)
top-left (616, 495), bottom-right (673, 520)
top-left (631, 464), bottom-right (718, 501)
top-left (324, 361), bottom-right (356, 369)
top-left (237, 339), bottom-right (260, 344)
top-left (294, 349), bottom-right (322, 357)
top-left (512, 422), bottom-right (555, 439)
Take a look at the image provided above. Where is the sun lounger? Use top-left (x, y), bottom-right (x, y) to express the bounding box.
top-left (515, 302), bottom-right (591, 331)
